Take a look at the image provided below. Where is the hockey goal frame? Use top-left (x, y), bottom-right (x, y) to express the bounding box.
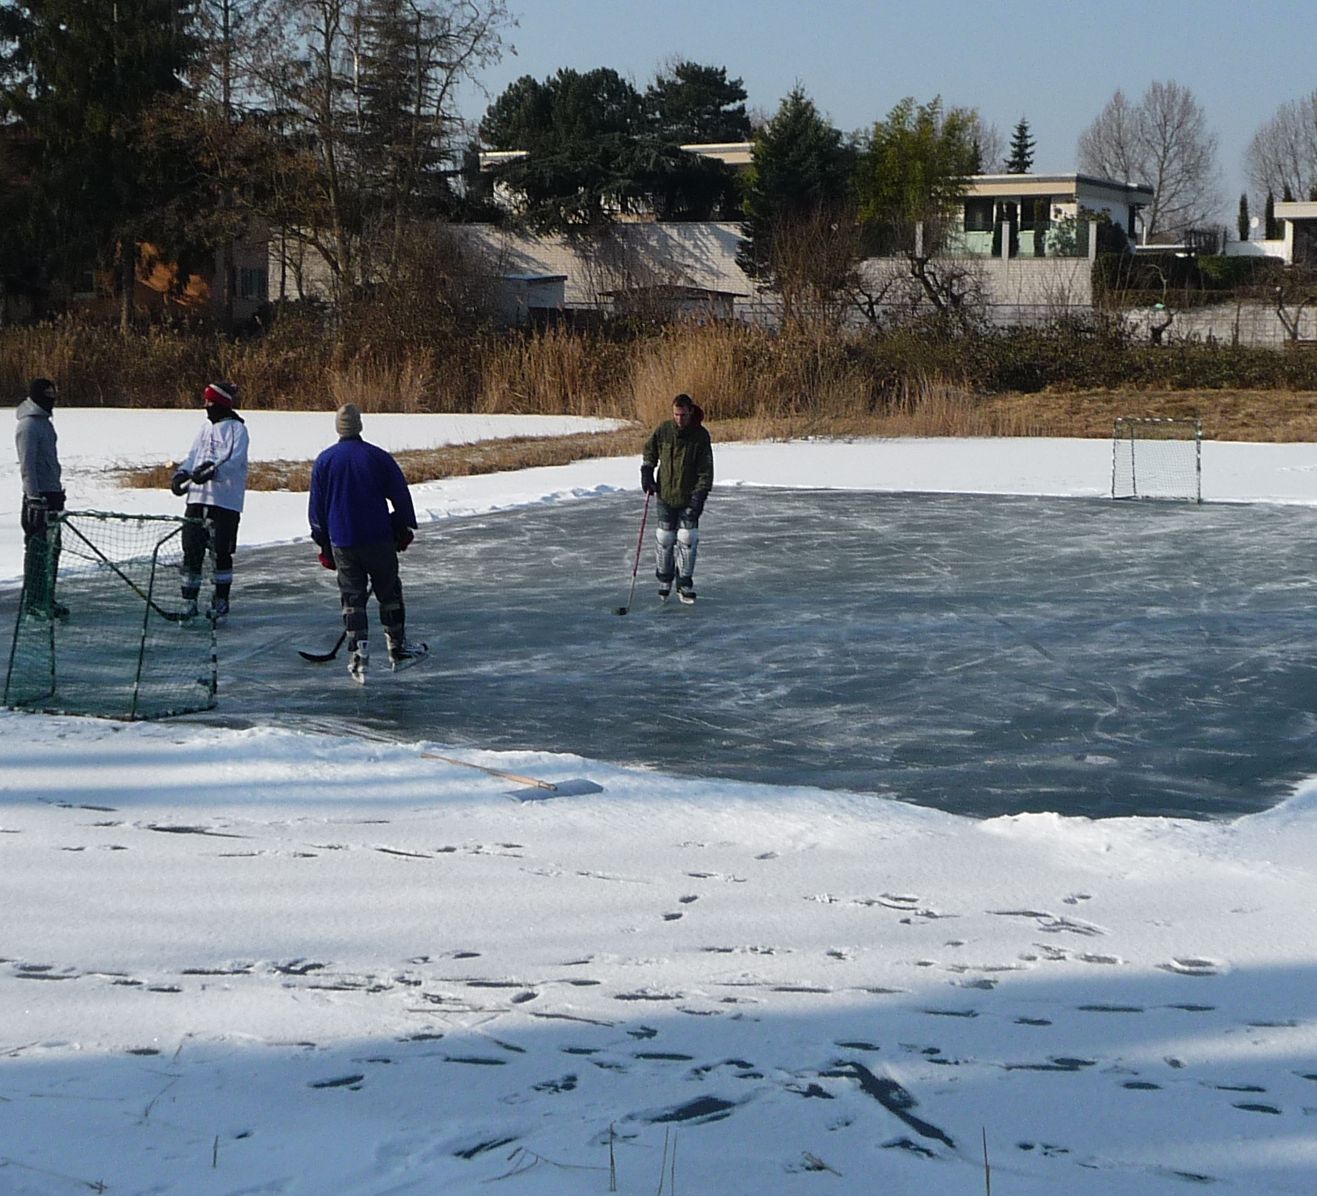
top-left (1111, 416), bottom-right (1202, 504)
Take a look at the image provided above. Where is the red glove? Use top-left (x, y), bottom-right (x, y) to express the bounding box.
top-left (395, 526), bottom-right (414, 552)
top-left (318, 551), bottom-right (336, 570)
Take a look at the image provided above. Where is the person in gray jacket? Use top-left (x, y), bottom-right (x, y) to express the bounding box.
top-left (14, 377), bottom-right (68, 618)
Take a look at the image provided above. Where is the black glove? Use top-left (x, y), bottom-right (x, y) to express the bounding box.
top-left (640, 464), bottom-right (657, 495)
top-left (687, 489), bottom-right (707, 518)
top-left (45, 489), bottom-right (66, 513)
top-left (21, 495), bottom-right (48, 535)
top-left (189, 460), bottom-right (217, 485)
top-left (395, 526), bottom-right (414, 552)
top-left (170, 470), bottom-right (191, 497)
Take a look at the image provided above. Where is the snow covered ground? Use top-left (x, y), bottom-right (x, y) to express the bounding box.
top-left (4, 411), bottom-right (1317, 1194)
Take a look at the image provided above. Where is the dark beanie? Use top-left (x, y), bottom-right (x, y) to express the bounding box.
top-left (28, 378), bottom-right (56, 409)
top-left (336, 403), bottom-right (363, 438)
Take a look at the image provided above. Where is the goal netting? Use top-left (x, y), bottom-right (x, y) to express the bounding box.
top-left (4, 510), bottom-right (217, 720)
top-left (1112, 416), bottom-right (1202, 503)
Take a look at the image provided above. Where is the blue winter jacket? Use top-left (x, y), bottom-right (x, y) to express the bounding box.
top-left (308, 436), bottom-right (417, 550)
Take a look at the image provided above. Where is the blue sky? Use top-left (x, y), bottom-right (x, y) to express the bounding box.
top-left (463, 0), bottom-right (1316, 222)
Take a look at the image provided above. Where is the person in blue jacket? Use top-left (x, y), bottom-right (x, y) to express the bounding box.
top-left (308, 403), bottom-right (426, 683)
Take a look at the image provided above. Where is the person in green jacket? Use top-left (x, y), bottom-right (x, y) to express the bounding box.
top-left (641, 393), bottom-right (714, 604)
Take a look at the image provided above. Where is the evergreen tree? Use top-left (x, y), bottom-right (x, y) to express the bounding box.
top-left (482, 67), bottom-right (644, 231)
top-left (736, 87), bottom-right (856, 320)
top-left (644, 61), bottom-right (751, 144)
top-left (0, 0), bottom-right (202, 327)
top-left (1265, 190), bottom-right (1278, 239)
top-left (1004, 116), bottom-right (1035, 173)
top-left (1237, 192), bottom-right (1250, 242)
top-left (355, 0), bottom-right (464, 231)
top-left (634, 60), bottom-right (749, 219)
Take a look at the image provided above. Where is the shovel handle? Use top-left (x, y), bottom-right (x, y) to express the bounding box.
top-left (420, 751), bottom-right (557, 791)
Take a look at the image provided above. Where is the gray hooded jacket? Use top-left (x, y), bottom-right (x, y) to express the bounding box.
top-left (15, 398), bottom-right (62, 497)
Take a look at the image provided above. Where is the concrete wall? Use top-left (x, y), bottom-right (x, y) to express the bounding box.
top-left (1137, 301), bottom-right (1317, 347)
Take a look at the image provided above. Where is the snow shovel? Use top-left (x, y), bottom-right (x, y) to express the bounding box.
top-left (420, 751), bottom-right (603, 801)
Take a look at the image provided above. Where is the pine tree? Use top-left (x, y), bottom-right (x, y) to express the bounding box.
top-left (644, 61), bottom-right (751, 144)
top-left (737, 87), bottom-right (853, 278)
top-left (1004, 117), bottom-right (1035, 173)
top-left (1265, 190), bottom-right (1278, 239)
top-left (0, 0), bottom-right (202, 328)
top-left (1237, 193), bottom-right (1250, 242)
top-left (356, 0), bottom-right (459, 230)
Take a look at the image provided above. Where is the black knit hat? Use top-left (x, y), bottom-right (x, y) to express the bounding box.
top-left (28, 377), bottom-right (57, 408)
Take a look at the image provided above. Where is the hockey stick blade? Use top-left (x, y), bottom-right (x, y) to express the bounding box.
top-left (299, 630), bottom-right (347, 663)
top-left (299, 584), bottom-right (371, 662)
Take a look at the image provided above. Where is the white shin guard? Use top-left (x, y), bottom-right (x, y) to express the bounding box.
top-left (655, 525), bottom-right (677, 580)
top-left (676, 525), bottom-right (699, 581)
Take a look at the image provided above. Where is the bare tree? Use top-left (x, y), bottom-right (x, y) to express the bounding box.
top-left (767, 205), bottom-right (865, 328)
top-left (1078, 81), bottom-right (1219, 242)
top-left (1077, 89), bottom-right (1143, 185)
top-left (849, 253), bottom-right (986, 330)
top-left (258, 0), bottom-right (511, 306)
top-left (1247, 90), bottom-right (1317, 203)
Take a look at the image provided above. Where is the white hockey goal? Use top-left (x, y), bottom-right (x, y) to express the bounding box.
top-left (1112, 416), bottom-right (1202, 503)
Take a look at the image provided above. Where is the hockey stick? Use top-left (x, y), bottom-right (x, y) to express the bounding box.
top-left (59, 515), bottom-right (194, 623)
top-left (298, 582), bottom-right (373, 663)
top-left (612, 491), bottom-right (652, 616)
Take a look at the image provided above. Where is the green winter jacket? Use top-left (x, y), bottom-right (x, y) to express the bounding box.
top-left (643, 411), bottom-right (714, 509)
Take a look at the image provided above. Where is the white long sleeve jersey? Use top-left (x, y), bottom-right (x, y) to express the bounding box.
top-left (180, 415), bottom-right (249, 513)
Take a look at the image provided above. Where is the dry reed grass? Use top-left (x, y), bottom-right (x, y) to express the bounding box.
top-left (475, 327), bottom-right (631, 416)
top-left (116, 379), bottom-right (1317, 495)
top-left (326, 353), bottom-right (437, 413)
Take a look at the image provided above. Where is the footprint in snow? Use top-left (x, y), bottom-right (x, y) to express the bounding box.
top-left (1159, 956), bottom-right (1224, 977)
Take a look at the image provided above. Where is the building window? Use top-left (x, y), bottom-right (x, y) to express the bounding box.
top-left (964, 197), bottom-right (994, 232)
top-left (239, 267), bottom-right (268, 302)
top-left (1020, 197), bottom-right (1050, 229)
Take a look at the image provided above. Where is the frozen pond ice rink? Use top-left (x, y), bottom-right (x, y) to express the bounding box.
top-left (186, 488), bottom-right (1317, 820)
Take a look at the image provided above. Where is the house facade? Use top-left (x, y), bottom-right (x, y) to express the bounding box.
top-left (947, 174), bottom-right (1152, 259)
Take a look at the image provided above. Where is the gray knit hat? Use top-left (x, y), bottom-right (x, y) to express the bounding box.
top-left (335, 402), bottom-right (363, 438)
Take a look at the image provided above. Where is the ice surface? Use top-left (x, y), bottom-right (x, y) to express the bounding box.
top-left (188, 488), bottom-right (1317, 820)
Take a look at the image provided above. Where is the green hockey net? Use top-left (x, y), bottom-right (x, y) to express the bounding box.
top-left (4, 510), bottom-right (217, 720)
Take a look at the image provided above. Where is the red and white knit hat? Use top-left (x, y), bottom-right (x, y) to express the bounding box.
top-left (203, 381), bottom-right (238, 408)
